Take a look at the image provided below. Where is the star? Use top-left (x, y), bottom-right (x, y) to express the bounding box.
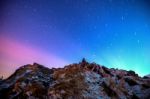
top-left (134, 32), bottom-right (137, 36)
top-left (137, 40), bottom-right (140, 44)
top-left (121, 16), bottom-right (125, 21)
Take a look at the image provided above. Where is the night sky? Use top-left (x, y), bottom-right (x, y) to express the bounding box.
top-left (0, 0), bottom-right (150, 78)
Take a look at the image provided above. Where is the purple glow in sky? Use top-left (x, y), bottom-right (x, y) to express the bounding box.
top-left (0, 36), bottom-right (68, 78)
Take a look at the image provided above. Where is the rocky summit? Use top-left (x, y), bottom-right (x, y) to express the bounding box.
top-left (0, 59), bottom-right (150, 99)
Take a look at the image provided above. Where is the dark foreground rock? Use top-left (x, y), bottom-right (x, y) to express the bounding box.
top-left (0, 60), bottom-right (150, 99)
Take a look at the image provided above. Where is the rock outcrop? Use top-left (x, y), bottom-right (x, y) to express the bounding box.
top-left (0, 60), bottom-right (150, 99)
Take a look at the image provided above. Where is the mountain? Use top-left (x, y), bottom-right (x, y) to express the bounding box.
top-left (0, 59), bottom-right (150, 99)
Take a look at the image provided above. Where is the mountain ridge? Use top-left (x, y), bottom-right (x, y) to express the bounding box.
top-left (0, 59), bottom-right (150, 99)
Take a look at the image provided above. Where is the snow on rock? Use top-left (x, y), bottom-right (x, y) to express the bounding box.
top-left (0, 60), bottom-right (150, 99)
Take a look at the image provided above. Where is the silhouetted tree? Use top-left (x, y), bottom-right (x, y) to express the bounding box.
top-left (80, 58), bottom-right (88, 67)
top-left (82, 58), bottom-right (86, 63)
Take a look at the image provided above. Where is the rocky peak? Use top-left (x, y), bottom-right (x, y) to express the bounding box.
top-left (0, 60), bottom-right (150, 99)
top-left (143, 74), bottom-right (150, 79)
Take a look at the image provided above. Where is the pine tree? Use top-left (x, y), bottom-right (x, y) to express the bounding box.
top-left (82, 58), bottom-right (86, 63)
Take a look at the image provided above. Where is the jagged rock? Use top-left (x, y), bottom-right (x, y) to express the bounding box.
top-left (124, 77), bottom-right (138, 86)
top-left (0, 61), bottom-right (150, 99)
top-left (127, 70), bottom-right (138, 77)
top-left (143, 74), bottom-right (150, 79)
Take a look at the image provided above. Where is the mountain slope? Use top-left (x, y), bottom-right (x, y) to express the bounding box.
top-left (0, 60), bottom-right (150, 99)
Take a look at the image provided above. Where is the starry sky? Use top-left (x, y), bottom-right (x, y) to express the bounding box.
top-left (0, 0), bottom-right (150, 78)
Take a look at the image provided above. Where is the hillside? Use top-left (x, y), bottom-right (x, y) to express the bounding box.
top-left (0, 59), bottom-right (150, 99)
